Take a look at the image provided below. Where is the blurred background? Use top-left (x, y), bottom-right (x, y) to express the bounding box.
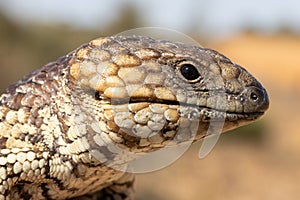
top-left (0, 0), bottom-right (300, 199)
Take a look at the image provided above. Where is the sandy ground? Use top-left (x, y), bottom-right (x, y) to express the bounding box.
top-left (135, 33), bottom-right (300, 200)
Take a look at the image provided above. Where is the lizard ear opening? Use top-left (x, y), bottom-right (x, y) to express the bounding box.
top-left (178, 61), bottom-right (202, 82)
top-left (95, 91), bottom-right (101, 100)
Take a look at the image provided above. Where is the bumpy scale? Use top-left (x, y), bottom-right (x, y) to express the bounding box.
top-left (0, 36), bottom-right (269, 199)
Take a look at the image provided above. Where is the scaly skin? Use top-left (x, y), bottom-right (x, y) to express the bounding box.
top-left (0, 36), bottom-right (269, 199)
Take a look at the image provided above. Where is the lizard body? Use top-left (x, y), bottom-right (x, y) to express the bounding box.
top-left (0, 36), bottom-right (269, 199)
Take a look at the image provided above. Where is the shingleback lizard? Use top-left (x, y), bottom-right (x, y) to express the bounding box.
top-left (0, 35), bottom-right (269, 199)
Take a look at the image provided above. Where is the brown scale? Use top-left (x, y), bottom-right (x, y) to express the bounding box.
top-left (0, 35), bottom-right (269, 200)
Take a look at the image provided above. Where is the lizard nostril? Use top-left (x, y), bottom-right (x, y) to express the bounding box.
top-left (246, 87), bottom-right (263, 103)
top-left (250, 92), bottom-right (259, 102)
top-left (245, 87), bottom-right (269, 112)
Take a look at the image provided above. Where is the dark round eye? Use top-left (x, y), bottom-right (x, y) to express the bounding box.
top-left (180, 64), bottom-right (200, 81)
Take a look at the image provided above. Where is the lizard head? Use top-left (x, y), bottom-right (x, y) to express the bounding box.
top-left (70, 35), bottom-right (269, 152)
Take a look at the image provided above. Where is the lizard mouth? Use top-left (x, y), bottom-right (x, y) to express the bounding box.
top-left (127, 98), bottom-right (265, 121)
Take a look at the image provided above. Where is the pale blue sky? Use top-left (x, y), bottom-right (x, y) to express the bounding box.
top-left (0, 0), bottom-right (299, 38)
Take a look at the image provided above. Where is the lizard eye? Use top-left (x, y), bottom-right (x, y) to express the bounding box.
top-left (179, 62), bottom-right (201, 81)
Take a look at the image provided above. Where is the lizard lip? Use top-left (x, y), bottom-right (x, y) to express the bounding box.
top-left (128, 99), bottom-right (265, 120)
